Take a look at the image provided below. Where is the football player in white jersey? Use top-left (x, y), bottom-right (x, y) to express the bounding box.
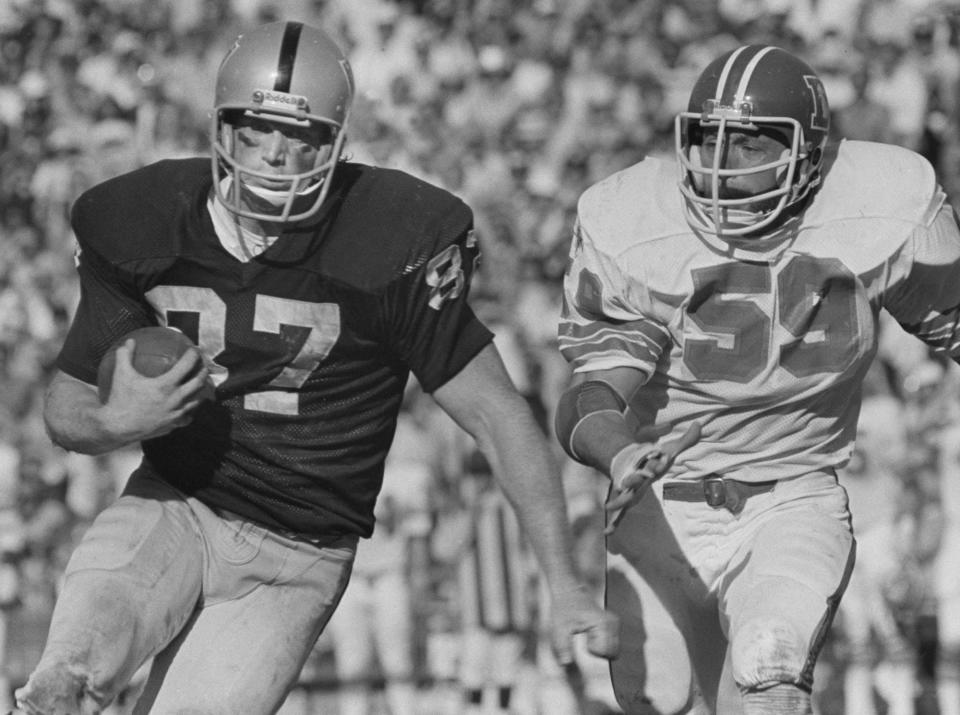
top-left (554, 43), bottom-right (960, 714)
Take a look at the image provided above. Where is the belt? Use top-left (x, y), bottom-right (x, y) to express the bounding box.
top-left (662, 475), bottom-right (777, 515)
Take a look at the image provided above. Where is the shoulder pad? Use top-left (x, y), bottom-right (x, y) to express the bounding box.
top-left (318, 164), bottom-right (473, 290)
top-left (578, 155), bottom-right (688, 254)
top-left (809, 141), bottom-right (943, 227)
top-left (71, 159), bottom-right (210, 262)
top-left (344, 164), bottom-right (470, 233)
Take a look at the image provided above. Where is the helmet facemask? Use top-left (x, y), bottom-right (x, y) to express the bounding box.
top-left (209, 21), bottom-right (354, 226)
top-left (675, 45), bottom-right (829, 240)
top-left (676, 108), bottom-right (815, 237)
top-left (211, 105), bottom-right (349, 225)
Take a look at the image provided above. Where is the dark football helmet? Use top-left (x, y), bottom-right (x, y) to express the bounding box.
top-left (675, 44), bottom-right (830, 237)
top-left (211, 21), bottom-right (354, 224)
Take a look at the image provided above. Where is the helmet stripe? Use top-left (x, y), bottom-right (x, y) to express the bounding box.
top-left (734, 46), bottom-right (777, 103)
top-left (274, 21), bottom-right (304, 93)
top-left (714, 45), bottom-right (748, 101)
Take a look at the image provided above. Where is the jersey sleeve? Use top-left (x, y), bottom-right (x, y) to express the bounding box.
top-left (557, 217), bottom-right (671, 375)
top-left (384, 227), bottom-right (493, 393)
top-left (56, 235), bottom-right (154, 385)
top-left (884, 202), bottom-right (960, 362)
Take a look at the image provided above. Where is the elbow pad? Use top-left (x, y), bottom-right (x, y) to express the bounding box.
top-left (554, 380), bottom-right (628, 461)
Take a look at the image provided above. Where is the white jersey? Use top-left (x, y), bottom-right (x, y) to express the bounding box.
top-left (560, 140), bottom-right (960, 483)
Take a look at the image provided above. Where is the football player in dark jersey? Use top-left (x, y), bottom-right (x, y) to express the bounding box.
top-left (15, 21), bottom-right (618, 714)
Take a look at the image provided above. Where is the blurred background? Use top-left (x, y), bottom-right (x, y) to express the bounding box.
top-left (1, 0), bottom-right (960, 713)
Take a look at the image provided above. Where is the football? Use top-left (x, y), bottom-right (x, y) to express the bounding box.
top-left (96, 326), bottom-right (211, 403)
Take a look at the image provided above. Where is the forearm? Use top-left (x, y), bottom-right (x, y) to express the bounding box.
top-left (44, 374), bottom-right (139, 455)
top-left (432, 344), bottom-right (586, 592)
top-left (555, 373), bottom-right (650, 478)
top-left (430, 348), bottom-right (618, 660)
top-left (567, 411), bottom-right (638, 478)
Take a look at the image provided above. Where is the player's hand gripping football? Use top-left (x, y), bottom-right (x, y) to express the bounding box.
top-left (604, 422), bottom-right (702, 534)
top-left (101, 339), bottom-right (211, 441)
top-left (549, 584), bottom-right (620, 664)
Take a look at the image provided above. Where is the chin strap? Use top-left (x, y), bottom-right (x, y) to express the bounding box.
top-left (243, 176), bottom-right (323, 205)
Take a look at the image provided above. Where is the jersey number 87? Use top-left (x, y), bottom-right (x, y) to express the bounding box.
top-left (145, 285), bottom-right (340, 416)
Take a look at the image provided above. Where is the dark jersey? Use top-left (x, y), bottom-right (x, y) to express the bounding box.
top-left (58, 158), bottom-right (493, 538)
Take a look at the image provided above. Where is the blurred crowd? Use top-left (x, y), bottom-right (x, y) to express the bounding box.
top-left (3, 0), bottom-right (960, 712)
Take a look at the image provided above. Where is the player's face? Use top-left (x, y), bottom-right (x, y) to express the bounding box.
top-left (231, 114), bottom-right (333, 187)
top-left (695, 127), bottom-right (791, 204)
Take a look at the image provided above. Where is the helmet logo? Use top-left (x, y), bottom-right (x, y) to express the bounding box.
top-left (252, 88), bottom-right (310, 115)
top-left (803, 75), bottom-right (829, 132)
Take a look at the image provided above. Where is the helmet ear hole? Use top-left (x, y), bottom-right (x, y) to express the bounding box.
top-left (809, 147), bottom-right (822, 166)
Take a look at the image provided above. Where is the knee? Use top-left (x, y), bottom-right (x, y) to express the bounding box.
top-left (731, 616), bottom-right (809, 690)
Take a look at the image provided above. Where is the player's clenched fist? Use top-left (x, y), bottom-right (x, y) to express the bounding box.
top-left (604, 422), bottom-right (702, 534)
top-left (549, 585), bottom-right (620, 664)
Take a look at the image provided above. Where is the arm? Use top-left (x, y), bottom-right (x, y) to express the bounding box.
top-left (44, 340), bottom-right (209, 455)
top-left (432, 343), bottom-right (618, 661)
top-left (556, 366), bottom-right (651, 473)
top-left (884, 203), bottom-right (960, 362)
top-left (433, 343), bottom-right (583, 594)
top-left (556, 367), bottom-right (701, 532)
